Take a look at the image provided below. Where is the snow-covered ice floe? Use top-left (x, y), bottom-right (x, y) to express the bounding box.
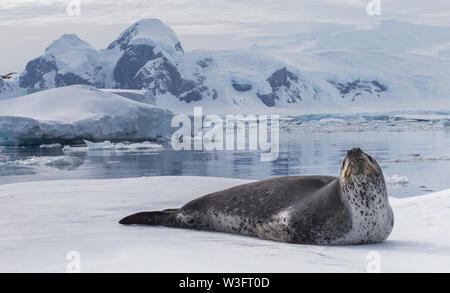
top-left (0, 85), bottom-right (174, 146)
top-left (62, 139), bottom-right (164, 153)
top-left (0, 176), bottom-right (449, 272)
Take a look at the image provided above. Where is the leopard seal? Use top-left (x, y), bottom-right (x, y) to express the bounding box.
top-left (119, 148), bottom-right (394, 245)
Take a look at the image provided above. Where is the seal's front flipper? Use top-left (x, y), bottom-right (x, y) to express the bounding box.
top-left (119, 209), bottom-right (179, 226)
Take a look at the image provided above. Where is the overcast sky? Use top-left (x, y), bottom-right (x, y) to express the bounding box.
top-left (1, 0), bottom-right (450, 73)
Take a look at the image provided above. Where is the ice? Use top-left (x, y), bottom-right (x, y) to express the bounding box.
top-left (41, 156), bottom-right (83, 169)
top-left (99, 89), bottom-right (156, 105)
top-left (84, 140), bottom-right (115, 150)
top-left (62, 145), bottom-right (88, 153)
top-left (0, 176), bottom-right (449, 272)
top-left (121, 141), bottom-right (164, 151)
top-left (421, 155), bottom-right (450, 161)
top-left (62, 140), bottom-right (164, 153)
top-left (382, 154), bottom-right (450, 163)
top-left (385, 174), bottom-right (409, 186)
top-left (83, 139), bottom-right (163, 151)
top-left (84, 139), bottom-right (164, 151)
top-left (279, 113), bottom-right (450, 132)
top-left (39, 143), bottom-right (62, 149)
top-left (14, 156), bottom-right (83, 170)
top-left (0, 85), bottom-right (174, 146)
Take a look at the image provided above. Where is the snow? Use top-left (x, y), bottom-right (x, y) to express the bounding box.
top-left (113, 19), bottom-right (179, 50)
top-left (308, 20), bottom-right (450, 53)
top-left (159, 32), bottom-right (450, 114)
top-left (0, 79), bottom-right (22, 100)
top-left (0, 85), bottom-right (174, 146)
top-left (109, 18), bottom-right (183, 64)
top-left (0, 176), bottom-right (449, 273)
top-left (100, 89), bottom-right (156, 105)
top-left (42, 34), bottom-right (120, 88)
top-left (45, 34), bottom-right (101, 71)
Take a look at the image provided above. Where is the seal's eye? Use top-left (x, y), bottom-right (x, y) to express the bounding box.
top-left (367, 155), bottom-right (375, 164)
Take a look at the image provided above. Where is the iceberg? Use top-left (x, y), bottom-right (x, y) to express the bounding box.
top-left (0, 85), bottom-right (175, 146)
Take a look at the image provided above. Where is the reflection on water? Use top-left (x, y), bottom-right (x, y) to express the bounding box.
top-left (1, 130), bottom-right (450, 198)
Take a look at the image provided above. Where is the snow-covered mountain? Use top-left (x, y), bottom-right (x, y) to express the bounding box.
top-left (2, 18), bottom-right (450, 113)
top-left (19, 34), bottom-right (118, 89)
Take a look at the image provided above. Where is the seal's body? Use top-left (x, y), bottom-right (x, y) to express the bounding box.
top-left (120, 148), bottom-right (394, 245)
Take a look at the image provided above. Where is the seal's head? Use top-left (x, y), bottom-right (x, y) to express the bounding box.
top-left (340, 147), bottom-right (383, 185)
top-left (338, 147), bottom-right (393, 244)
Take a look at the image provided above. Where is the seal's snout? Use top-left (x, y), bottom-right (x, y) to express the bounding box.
top-left (347, 147), bottom-right (363, 158)
top-left (341, 147), bottom-right (380, 183)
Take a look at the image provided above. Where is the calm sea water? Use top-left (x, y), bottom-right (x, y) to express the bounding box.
top-left (1, 130), bottom-right (449, 198)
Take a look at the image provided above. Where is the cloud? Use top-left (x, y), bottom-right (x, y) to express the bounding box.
top-left (0, 0), bottom-right (449, 72)
top-left (1, 0), bottom-right (449, 30)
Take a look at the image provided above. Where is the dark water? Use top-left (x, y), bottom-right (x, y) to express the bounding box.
top-left (1, 130), bottom-right (450, 198)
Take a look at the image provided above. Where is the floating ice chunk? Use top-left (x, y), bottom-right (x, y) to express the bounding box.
top-left (385, 174), bottom-right (409, 186)
top-left (63, 140), bottom-right (164, 153)
top-left (84, 140), bottom-right (115, 150)
top-left (18, 156), bottom-right (83, 169)
top-left (383, 154), bottom-right (450, 163)
top-left (39, 143), bottom-right (62, 149)
top-left (441, 119), bottom-right (450, 127)
top-left (114, 143), bottom-right (128, 150)
top-left (123, 141), bottom-right (164, 150)
top-left (421, 155), bottom-right (450, 161)
top-left (44, 156), bottom-right (83, 169)
top-left (62, 145), bottom-right (88, 153)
